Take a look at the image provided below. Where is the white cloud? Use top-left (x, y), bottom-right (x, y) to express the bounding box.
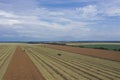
top-left (104, 7), bottom-right (120, 16)
top-left (0, 10), bottom-right (18, 18)
top-left (76, 5), bottom-right (98, 18)
top-left (98, 0), bottom-right (120, 16)
top-left (48, 12), bottom-right (64, 16)
top-left (0, 7), bottom-right (94, 39)
top-left (0, 19), bottom-right (21, 26)
top-left (0, 0), bottom-right (120, 40)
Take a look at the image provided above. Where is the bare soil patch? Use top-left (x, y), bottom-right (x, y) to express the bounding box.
top-left (44, 45), bottom-right (120, 61)
top-left (3, 46), bottom-right (45, 80)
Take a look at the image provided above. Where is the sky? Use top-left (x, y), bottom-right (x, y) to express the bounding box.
top-left (0, 0), bottom-right (120, 41)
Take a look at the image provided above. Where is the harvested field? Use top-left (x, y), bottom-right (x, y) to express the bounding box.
top-left (23, 45), bottom-right (120, 80)
top-left (0, 44), bottom-right (120, 80)
top-left (0, 45), bottom-right (16, 80)
top-left (43, 45), bottom-right (120, 61)
top-left (3, 47), bottom-right (45, 80)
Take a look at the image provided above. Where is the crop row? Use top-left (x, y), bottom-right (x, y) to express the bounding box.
top-left (0, 45), bottom-right (16, 80)
top-left (23, 45), bottom-right (120, 80)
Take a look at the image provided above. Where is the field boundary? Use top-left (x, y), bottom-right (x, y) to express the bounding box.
top-left (43, 44), bottom-right (120, 62)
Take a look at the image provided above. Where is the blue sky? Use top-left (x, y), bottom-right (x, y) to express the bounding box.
top-left (0, 0), bottom-right (120, 41)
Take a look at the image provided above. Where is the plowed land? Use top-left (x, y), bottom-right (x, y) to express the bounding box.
top-left (44, 45), bottom-right (120, 61)
top-left (3, 47), bottom-right (45, 80)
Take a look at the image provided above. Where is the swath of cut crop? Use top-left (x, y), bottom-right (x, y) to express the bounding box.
top-left (3, 46), bottom-right (45, 80)
top-left (43, 44), bottom-right (120, 61)
top-left (0, 45), bottom-right (16, 80)
top-left (23, 45), bottom-right (120, 80)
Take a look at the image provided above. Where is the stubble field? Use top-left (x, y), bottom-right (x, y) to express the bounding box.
top-left (0, 44), bottom-right (120, 80)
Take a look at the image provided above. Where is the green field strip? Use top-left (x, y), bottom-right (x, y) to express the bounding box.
top-left (67, 44), bottom-right (120, 51)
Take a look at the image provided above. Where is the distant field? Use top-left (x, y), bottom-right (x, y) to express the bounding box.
top-left (66, 42), bottom-right (120, 45)
top-left (66, 43), bottom-right (120, 51)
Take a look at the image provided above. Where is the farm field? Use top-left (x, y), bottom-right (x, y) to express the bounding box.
top-left (0, 44), bottom-right (120, 80)
top-left (3, 46), bottom-right (45, 80)
top-left (0, 45), bottom-right (16, 80)
top-left (44, 44), bottom-right (120, 61)
top-left (65, 43), bottom-right (120, 51)
top-left (23, 45), bottom-right (120, 80)
top-left (66, 42), bottom-right (120, 45)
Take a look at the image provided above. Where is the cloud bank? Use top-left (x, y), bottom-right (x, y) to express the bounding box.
top-left (0, 0), bottom-right (120, 41)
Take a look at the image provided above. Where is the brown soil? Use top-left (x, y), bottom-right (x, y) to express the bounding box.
top-left (3, 47), bottom-right (45, 80)
top-left (44, 45), bottom-right (120, 61)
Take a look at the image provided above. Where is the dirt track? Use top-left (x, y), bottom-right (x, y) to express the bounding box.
top-left (3, 47), bottom-right (45, 80)
top-left (44, 45), bottom-right (120, 61)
